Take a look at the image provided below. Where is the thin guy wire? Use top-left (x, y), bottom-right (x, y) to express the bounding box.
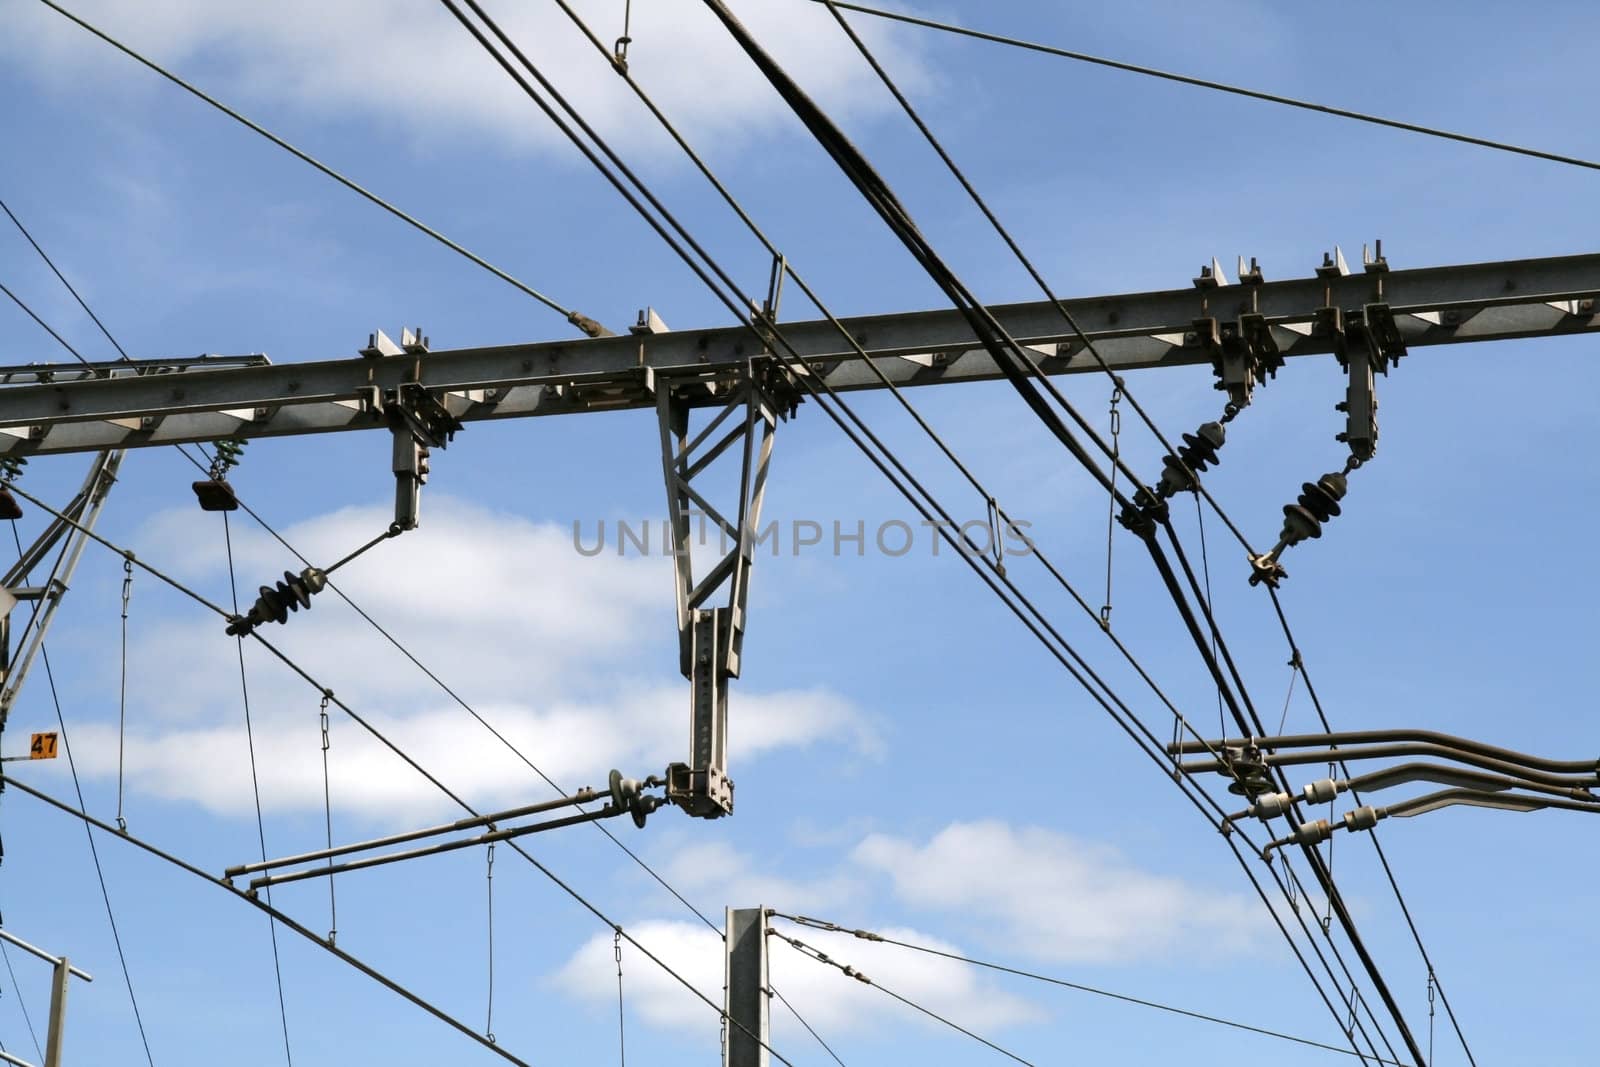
top-left (35, 646), bottom-right (156, 1065)
top-left (772, 930), bottom-right (1034, 1066)
top-left (0, 195), bottom-right (131, 360)
top-left (613, 928), bottom-right (625, 1067)
top-left (769, 984), bottom-right (848, 1067)
top-left (1277, 652), bottom-right (1302, 736)
top-left (222, 512), bottom-right (295, 1066)
top-left (0, 939), bottom-right (43, 1064)
top-left (0, 281), bottom-right (93, 367)
top-left (813, 0), bottom-right (1600, 174)
top-left (434, 11), bottom-right (1380, 1051)
top-left (115, 556), bottom-right (130, 831)
top-left (1101, 384), bottom-right (1120, 629)
top-left (818, 0), bottom-right (1256, 554)
top-left (167, 446), bottom-right (721, 936)
top-left (771, 913), bottom-right (1407, 1065)
top-left (485, 843), bottom-right (496, 1043)
top-left (1267, 586), bottom-right (1478, 1066)
top-left (318, 691), bottom-right (336, 945)
top-left (0, 776), bottom-right (532, 1066)
top-left (33, 0), bottom-right (605, 337)
top-left (1194, 495), bottom-right (1224, 739)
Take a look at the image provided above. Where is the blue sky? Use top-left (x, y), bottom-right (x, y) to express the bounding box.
top-left (0, 0), bottom-right (1596, 1064)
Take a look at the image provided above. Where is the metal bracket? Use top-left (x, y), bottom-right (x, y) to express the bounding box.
top-left (655, 362), bottom-right (797, 818)
top-left (383, 381), bottom-right (461, 531)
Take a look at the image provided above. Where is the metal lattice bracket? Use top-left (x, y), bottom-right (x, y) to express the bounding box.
top-left (656, 363), bottom-right (797, 818)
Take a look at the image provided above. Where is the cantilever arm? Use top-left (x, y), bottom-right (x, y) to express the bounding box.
top-left (1183, 742), bottom-right (1599, 791)
top-left (1167, 727), bottom-right (1599, 775)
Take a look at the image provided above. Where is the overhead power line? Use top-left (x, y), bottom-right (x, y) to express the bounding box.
top-left (770, 928), bottom-right (1036, 1066)
top-left (699, 5), bottom-right (1413, 1059)
top-left (0, 477), bottom-right (799, 1067)
top-left (771, 912), bottom-right (1409, 1065)
top-left (428, 4), bottom-right (1392, 1057)
top-left (812, 0), bottom-right (1600, 174)
top-left (32, 0), bottom-right (611, 338)
top-left (0, 774), bottom-right (531, 1066)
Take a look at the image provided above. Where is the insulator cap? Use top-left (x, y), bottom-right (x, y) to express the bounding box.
top-left (0, 488), bottom-right (22, 522)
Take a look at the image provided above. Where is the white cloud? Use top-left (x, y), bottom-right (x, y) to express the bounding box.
top-left (55, 498), bottom-right (872, 822)
top-left (552, 918), bottom-right (1041, 1040)
top-left (8, 0), bottom-right (933, 157)
top-left (853, 820), bottom-right (1264, 964)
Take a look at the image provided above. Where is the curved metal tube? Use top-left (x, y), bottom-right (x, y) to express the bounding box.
top-left (1182, 742), bottom-right (1600, 790)
top-left (1168, 727), bottom-right (1598, 774)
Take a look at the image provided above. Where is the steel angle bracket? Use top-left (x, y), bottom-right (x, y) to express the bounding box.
top-left (654, 360), bottom-right (799, 818)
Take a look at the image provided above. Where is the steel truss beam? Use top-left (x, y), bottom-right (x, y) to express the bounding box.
top-left (657, 363), bottom-right (795, 818)
top-left (0, 251), bottom-right (1596, 456)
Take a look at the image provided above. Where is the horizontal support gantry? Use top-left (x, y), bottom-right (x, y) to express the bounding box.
top-left (1, 251), bottom-right (1596, 456)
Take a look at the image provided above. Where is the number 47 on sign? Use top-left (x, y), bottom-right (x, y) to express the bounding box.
top-left (2, 733), bottom-right (59, 762)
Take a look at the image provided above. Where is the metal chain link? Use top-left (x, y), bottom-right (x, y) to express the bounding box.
top-left (614, 927), bottom-right (627, 1067)
top-left (1100, 382), bottom-right (1122, 630)
top-left (319, 690), bottom-right (336, 944)
top-left (115, 557), bottom-right (132, 832)
top-left (486, 842), bottom-right (496, 1044)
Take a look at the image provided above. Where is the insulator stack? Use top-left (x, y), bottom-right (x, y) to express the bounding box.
top-left (226, 567), bottom-right (327, 636)
top-left (1157, 421), bottom-right (1226, 498)
top-left (1278, 472), bottom-right (1347, 547)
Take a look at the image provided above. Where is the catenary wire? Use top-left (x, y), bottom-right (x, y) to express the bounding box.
top-left (699, 5), bottom-right (1416, 1054)
top-left (810, 11), bottom-right (1448, 1046)
top-left (771, 929), bottom-right (1035, 1066)
top-left (32, 0), bottom-right (610, 338)
top-left (429, 8), bottom-right (1386, 1055)
top-left (0, 775), bottom-right (533, 1066)
top-left (222, 512), bottom-right (296, 1065)
top-left (768, 984), bottom-right (848, 1067)
top-left (771, 912), bottom-right (1408, 1065)
top-left (1267, 587), bottom-right (1478, 1067)
top-left (810, 0), bottom-right (1600, 175)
